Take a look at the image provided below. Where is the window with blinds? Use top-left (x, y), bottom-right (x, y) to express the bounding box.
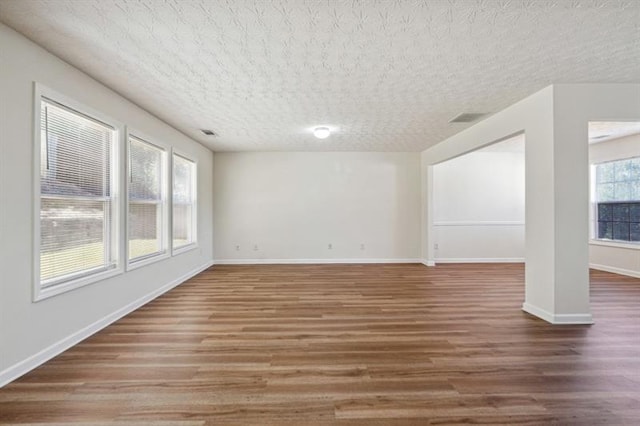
top-left (128, 136), bottom-right (167, 263)
top-left (172, 154), bottom-right (197, 251)
top-left (39, 98), bottom-right (117, 287)
top-left (594, 157), bottom-right (640, 243)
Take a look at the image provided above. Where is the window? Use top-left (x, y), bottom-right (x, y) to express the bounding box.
top-left (594, 157), bottom-right (640, 243)
top-left (38, 95), bottom-right (119, 294)
top-left (128, 136), bottom-right (167, 265)
top-left (172, 153), bottom-right (197, 251)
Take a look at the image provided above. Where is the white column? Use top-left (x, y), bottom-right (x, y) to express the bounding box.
top-left (522, 85), bottom-right (592, 324)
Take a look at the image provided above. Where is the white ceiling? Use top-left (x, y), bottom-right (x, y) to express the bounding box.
top-left (588, 121), bottom-right (640, 143)
top-left (1, 0), bottom-right (639, 152)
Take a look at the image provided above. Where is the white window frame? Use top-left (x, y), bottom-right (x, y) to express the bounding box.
top-left (171, 149), bottom-right (198, 255)
top-left (126, 129), bottom-right (170, 270)
top-left (33, 83), bottom-right (124, 301)
top-left (590, 156), bottom-right (640, 249)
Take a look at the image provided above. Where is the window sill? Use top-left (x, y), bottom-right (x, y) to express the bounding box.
top-left (127, 251), bottom-right (170, 271)
top-left (172, 243), bottom-right (198, 257)
top-left (34, 266), bottom-right (123, 302)
top-left (589, 239), bottom-right (640, 250)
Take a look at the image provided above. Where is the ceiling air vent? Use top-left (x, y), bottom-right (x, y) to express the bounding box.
top-left (201, 129), bottom-right (217, 136)
top-left (449, 112), bottom-right (486, 123)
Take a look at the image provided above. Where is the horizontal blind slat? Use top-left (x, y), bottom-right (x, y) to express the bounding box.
top-left (128, 137), bottom-right (165, 261)
top-left (40, 99), bottom-right (115, 286)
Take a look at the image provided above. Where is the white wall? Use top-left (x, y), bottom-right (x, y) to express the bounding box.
top-left (213, 152), bottom-right (421, 263)
top-left (433, 138), bottom-right (525, 262)
top-left (589, 133), bottom-right (640, 278)
top-left (0, 23), bottom-right (214, 385)
top-left (422, 84), bottom-right (640, 324)
top-left (431, 131), bottom-right (640, 275)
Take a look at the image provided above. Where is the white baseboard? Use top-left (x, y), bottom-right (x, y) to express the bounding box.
top-left (435, 257), bottom-right (525, 264)
top-left (422, 260), bottom-right (436, 267)
top-left (590, 263), bottom-right (640, 279)
top-left (522, 302), bottom-right (593, 325)
top-left (0, 260), bottom-right (214, 388)
top-left (213, 258), bottom-right (421, 265)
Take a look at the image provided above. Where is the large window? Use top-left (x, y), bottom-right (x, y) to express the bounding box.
top-left (128, 136), bottom-right (167, 265)
top-left (594, 157), bottom-right (640, 243)
top-left (172, 153), bottom-right (197, 251)
top-left (38, 96), bottom-right (119, 293)
top-left (35, 86), bottom-right (201, 300)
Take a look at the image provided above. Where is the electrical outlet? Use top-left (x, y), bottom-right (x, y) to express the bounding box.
top-left (235, 245), bottom-right (240, 251)
top-left (434, 243), bottom-right (439, 250)
top-left (253, 244), bottom-right (258, 251)
top-left (360, 243), bottom-right (365, 250)
top-left (328, 243), bottom-right (332, 250)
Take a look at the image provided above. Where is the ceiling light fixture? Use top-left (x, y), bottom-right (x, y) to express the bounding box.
top-left (313, 127), bottom-right (331, 139)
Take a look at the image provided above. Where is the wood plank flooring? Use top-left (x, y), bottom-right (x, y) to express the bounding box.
top-left (1, 263), bottom-right (639, 425)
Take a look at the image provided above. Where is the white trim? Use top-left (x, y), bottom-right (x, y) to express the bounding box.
top-left (172, 242), bottom-right (199, 256)
top-left (33, 83), bottom-right (125, 302)
top-left (435, 257), bottom-right (525, 263)
top-left (589, 239), bottom-right (640, 250)
top-left (422, 260), bottom-right (436, 267)
top-left (433, 221), bottom-right (525, 226)
top-left (36, 267), bottom-right (123, 301)
top-left (171, 149), bottom-right (198, 255)
top-left (522, 303), bottom-right (594, 325)
top-left (590, 263), bottom-right (640, 278)
top-left (125, 128), bottom-right (171, 271)
top-left (127, 250), bottom-right (171, 271)
top-left (214, 258), bottom-right (422, 265)
top-left (0, 260), bottom-right (213, 388)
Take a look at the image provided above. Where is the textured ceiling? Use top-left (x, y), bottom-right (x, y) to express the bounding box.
top-left (1, 0), bottom-right (639, 152)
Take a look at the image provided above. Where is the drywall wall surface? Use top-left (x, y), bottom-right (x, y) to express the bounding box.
top-left (589, 133), bottom-right (640, 277)
top-left (213, 152), bottom-right (421, 262)
top-left (422, 84), bottom-right (639, 323)
top-left (552, 84), bottom-right (640, 316)
top-left (422, 85), bottom-right (557, 319)
top-left (590, 133), bottom-right (640, 163)
top-left (433, 147), bottom-right (525, 262)
top-left (0, 23), bottom-right (214, 383)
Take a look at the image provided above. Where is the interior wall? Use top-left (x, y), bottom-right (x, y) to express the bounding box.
top-left (421, 84), bottom-right (639, 323)
top-left (432, 139), bottom-right (525, 262)
top-left (213, 152), bottom-right (421, 262)
top-left (589, 133), bottom-right (640, 277)
top-left (421, 86), bottom-right (559, 321)
top-left (0, 23), bottom-right (214, 385)
top-left (430, 130), bottom-right (640, 275)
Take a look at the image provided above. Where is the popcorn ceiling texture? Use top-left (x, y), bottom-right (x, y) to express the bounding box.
top-left (0, 0), bottom-right (639, 152)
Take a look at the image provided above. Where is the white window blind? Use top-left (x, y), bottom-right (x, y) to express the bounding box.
top-left (40, 99), bottom-right (117, 287)
top-left (172, 154), bottom-right (196, 250)
top-left (128, 136), bottom-right (166, 262)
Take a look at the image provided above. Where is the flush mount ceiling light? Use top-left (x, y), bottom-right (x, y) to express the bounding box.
top-left (313, 127), bottom-right (331, 139)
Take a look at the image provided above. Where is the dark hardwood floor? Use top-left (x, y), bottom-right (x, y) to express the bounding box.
top-left (1, 263), bottom-right (639, 425)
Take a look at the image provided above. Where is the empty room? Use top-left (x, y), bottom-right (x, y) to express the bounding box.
top-left (1, 1), bottom-right (640, 424)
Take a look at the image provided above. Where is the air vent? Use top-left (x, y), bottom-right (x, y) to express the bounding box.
top-left (591, 134), bottom-right (610, 140)
top-left (201, 129), bottom-right (217, 136)
top-left (449, 112), bottom-right (486, 123)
